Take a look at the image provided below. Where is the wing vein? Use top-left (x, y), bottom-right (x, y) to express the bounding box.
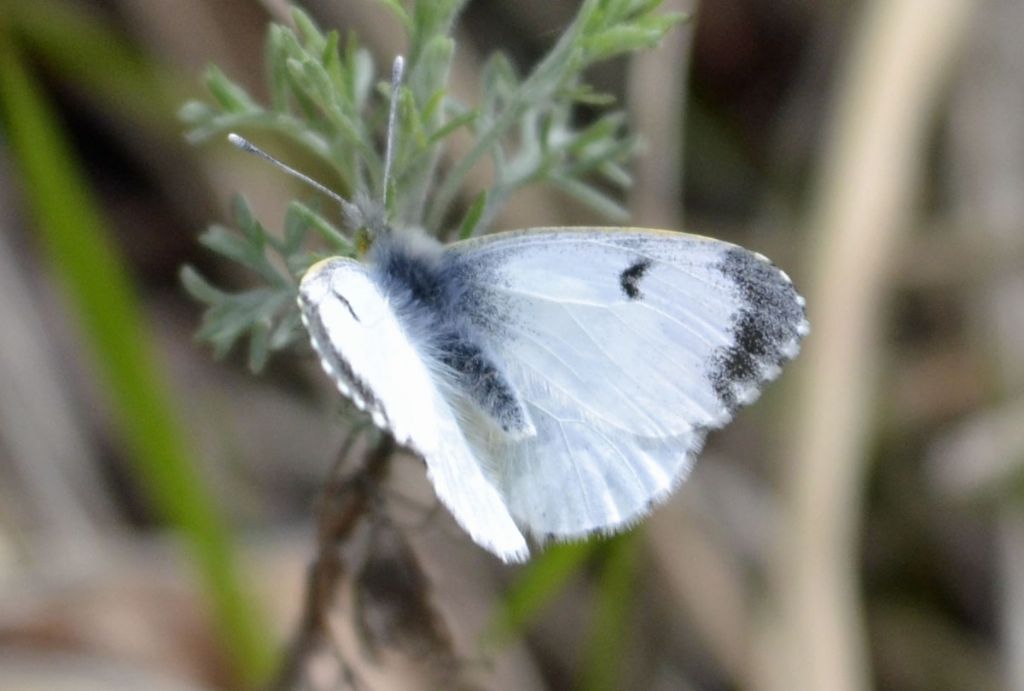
top-left (506, 319), bottom-right (676, 434)
top-left (487, 283), bottom-right (724, 352)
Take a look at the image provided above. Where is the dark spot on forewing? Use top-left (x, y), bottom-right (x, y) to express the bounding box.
top-left (620, 259), bottom-right (653, 300)
top-left (707, 248), bottom-right (807, 411)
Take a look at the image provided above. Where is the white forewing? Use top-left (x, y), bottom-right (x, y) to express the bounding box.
top-left (299, 258), bottom-right (529, 561)
top-left (447, 228), bottom-right (808, 538)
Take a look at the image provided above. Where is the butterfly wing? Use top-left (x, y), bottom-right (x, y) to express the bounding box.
top-left (445, 228), bottom-right (809, 539)
top-left (299, 257), bottom-right (530, 561)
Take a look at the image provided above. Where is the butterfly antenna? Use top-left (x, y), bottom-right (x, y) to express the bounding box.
top-left (227, 133), bottom-right (358, 217)
top-left (381, 55), bottom-right (404, 209)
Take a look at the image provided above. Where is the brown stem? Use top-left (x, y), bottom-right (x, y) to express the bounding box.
top-left (767, 1), bottom-right (974, 690)
top-left (268, 436), bottom-right (395, 691)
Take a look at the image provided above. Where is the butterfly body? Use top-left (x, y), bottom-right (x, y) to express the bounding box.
top-left (366, 229), bottom-right (535, 438)
top-left (298, 222), bottom-right (808, 562)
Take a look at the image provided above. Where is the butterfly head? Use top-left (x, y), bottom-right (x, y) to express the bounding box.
top-left (340, 192), bottom-right (394, 258)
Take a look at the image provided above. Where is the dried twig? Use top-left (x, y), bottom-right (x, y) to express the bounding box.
top-left (768, 1), bottom-right (974, 690)
top-left (946, 2), bottom-right (1024, 688)
top-left (627, 0), bottom-right (694, 229)
top-left (269, 437), bottom-right (395, 691)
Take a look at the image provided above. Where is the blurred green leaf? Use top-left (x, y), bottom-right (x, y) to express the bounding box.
top-left (0, 30), bottom-right (274, 685)
top-left (424, 0), bottom-right (681, 231)
top-left (376, 0), bottom-right (414, 32)
top-left (205, 64), bottom-right (259, 114)
top-left (457, 190), bottom-right (487, 239)
top-left (5, 0), bottom-right (189, 137)
top-left (181, 264), bottom-right (228, 304)
top-left (183, 195), bottom-right (334, 372)
top-left (485, 540), bottom-right (598, 646)
top-left (579, 532), bottom-right (638, 691)
top-left (186, 0), bottom-right (681, 247)
top-left (552, 176), bottom-right (631, 222)
top-left (287, 200), bottom-right (354, 255)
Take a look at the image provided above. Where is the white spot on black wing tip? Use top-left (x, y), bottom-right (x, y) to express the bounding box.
top-left (710, 407), bottom-right (733, 427)
top-left (737, 385), bottom-right (760, 405)
top-left (780, 339), bottom-right (801, 360)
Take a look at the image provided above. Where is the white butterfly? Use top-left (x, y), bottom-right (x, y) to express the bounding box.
top-left (297, 224), bottom-right (807, 562)
top-left (231, 59), bottom-right (808, 563)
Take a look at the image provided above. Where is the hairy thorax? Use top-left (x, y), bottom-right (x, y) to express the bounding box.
top-left (368, 230), bottom-right (534, 437)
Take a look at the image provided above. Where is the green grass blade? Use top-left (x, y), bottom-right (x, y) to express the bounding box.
top-left (0, 33), bottom-right (274, 686)
top-left (7, 0), bottom-right (188, 136)
top-left (457, 190), bottom-right (487, 239)
top-left (486, 540), bottom-right (597, 647)
top-left (578, 532), bottom-right (638, 691)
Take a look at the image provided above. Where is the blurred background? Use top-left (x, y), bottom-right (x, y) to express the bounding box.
top-left (0, 0), bottom-right (1017, 689)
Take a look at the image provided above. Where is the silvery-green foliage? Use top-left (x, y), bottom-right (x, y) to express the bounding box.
top-left (181, 0), bottom-right (684, 371)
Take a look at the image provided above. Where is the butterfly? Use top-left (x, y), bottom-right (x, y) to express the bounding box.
top-left (231, 59), bottom-right (808, 563)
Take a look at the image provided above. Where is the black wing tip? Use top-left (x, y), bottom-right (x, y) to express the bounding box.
top-left (707, 247), bottom-right (808, 413)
